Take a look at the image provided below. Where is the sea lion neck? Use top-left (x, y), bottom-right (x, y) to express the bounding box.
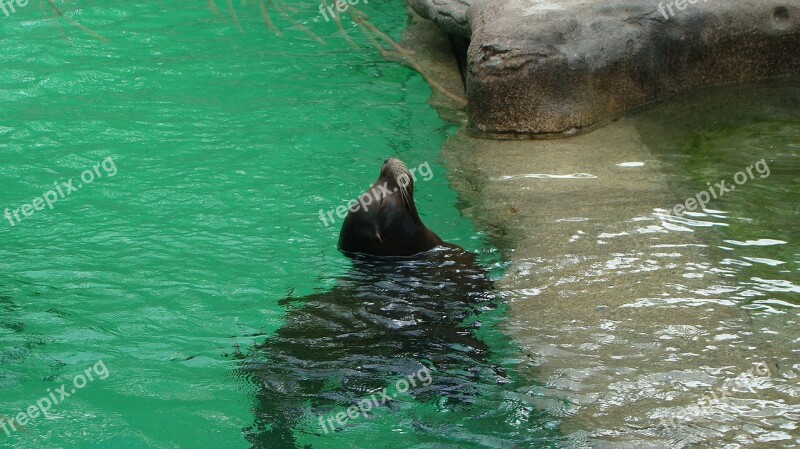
top-left (338, 158), bottom-right (445, 258)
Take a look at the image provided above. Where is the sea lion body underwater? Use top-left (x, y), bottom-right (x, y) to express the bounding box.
top-left (338, 158), bottom-right (445, 258)
top-left (240, 159), bottom-right (505, 448)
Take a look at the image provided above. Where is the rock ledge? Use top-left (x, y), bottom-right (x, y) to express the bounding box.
top-left (409, 0), bottom-right (800, 136)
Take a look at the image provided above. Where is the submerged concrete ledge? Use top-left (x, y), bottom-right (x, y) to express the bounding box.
top-left (409, 0), bottom-right (800, 136)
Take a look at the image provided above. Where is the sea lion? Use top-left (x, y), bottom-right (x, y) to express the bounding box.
top-left (235, 159), bottom-right (544, 447)
top-left (338, 158), bottom-right (444, 258)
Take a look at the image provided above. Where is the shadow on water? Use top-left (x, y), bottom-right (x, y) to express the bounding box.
top-left (237, 246), bottom-right (557, 448)
top-left (0, 279), bottom-right (50, 366)
top-left (0, 293), bottom-right (24, 334)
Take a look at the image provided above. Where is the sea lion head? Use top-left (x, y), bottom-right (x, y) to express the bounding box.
top-left (380, 157), bottom-right (417, 216)
top-left (338, 158), bottom-right (444, 258)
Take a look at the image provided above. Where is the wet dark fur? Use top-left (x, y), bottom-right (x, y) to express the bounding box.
top-left (240, 248), bottom-right (497, 448)
top-left (239, 159), bottom-right (498, 448)
top-left (338, 158), bottom-right (444, 257)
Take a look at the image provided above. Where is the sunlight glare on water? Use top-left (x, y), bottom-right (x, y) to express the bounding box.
top-left (499, 82), bottom-right (800, 448)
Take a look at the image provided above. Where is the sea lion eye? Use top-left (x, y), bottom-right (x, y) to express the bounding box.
top-left (383, 159), bottom-right (389, 164)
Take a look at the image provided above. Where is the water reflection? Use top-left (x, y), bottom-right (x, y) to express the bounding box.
top-left (448, 80), bottom-right (799, 448)
top-left (238, 247), bottom-right (558, 448)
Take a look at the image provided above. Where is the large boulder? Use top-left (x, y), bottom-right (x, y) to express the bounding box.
top-left (409, 0), bottom-right (800, 136)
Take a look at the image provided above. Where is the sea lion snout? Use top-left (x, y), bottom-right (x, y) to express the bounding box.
top-left (381, 158), bottom-right (411, 184)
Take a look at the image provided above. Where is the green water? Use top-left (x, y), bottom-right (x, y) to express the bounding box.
top-left (0, 2), bottom-right (512, 448)
top-left (4, 2), bottom-right (797, 448)
top-left (637, 81), bottom-right (800, 303)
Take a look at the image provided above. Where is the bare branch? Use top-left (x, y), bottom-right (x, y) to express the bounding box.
top-left (322, 0), bottom-right (358, 50)
top-left (256, 0), bottom-right (281, 35)
top-left (269, 0), bottom-right (326, 46)
top-left (351, 13), bottom-right (467, 107)
top-left (45, 0), bottom-right (110, 44)
top-left (226, 0), bottom-right (244, 33)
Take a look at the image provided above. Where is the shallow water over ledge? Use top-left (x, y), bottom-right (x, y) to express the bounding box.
top-left (443, 79), bottom-right (800, 449)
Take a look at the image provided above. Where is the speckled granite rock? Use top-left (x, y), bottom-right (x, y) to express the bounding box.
top-left (408, 0), bottom-right (800, 136)
top-left (407, 0), bottom-right (471, 37)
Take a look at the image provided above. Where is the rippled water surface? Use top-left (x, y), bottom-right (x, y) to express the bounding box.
top-left (3, 2), bottom-right (799, 449)
top-left (482, 82), bottom-right (800, 449)
top-left (0, 2), bottom-right (527, 448)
